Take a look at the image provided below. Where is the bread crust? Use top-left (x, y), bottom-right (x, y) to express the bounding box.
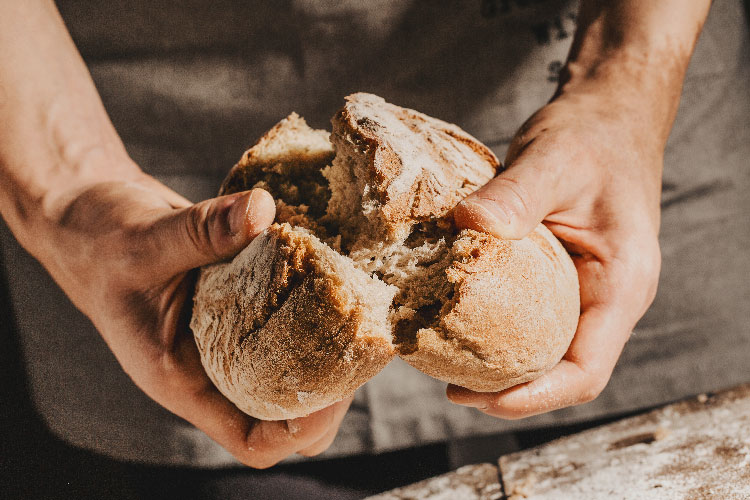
top-left (191, 224), bottom-right (395, 421)
top-left (331, 93), bottom-right (500, 239)
top-left (401, 226), bottom-right (579, 392)
top-left (220, 112), bottom-right (334, 198)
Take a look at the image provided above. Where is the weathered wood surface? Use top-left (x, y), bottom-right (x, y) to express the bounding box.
top-left (499, 384), bottom-right (750, 499)
top-left (365, 463), bottom-right (503, 500)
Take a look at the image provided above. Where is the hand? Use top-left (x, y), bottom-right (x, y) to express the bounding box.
top-left (448, 88), bottom-right (662, 418)
top-left (445, 0), bottom-right (713, 418)
top-left (0, 1), bottom-right (350, 467)
top-left (37, 171), bottom-right (351, 467)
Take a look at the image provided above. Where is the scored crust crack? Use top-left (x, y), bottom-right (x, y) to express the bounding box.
top-left (191, 93), bottom-right (580, 420)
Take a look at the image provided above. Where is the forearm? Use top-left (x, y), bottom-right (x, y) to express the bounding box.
top-left (559, 0), bottom-right (711, 145)
top-left (0, 1), bottom-right (140, 251)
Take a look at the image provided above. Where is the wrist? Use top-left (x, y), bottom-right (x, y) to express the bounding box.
top-left (559, 47), bottom-right (685, 113)
top-left (40, 137), bottom-right (142, 205)
top-left (556, 0), bottom-right (711, 146)
top-left (0, 0), bottom-right (144, 252)
top-left (1, 141), bottom-right (142, 254)
top-left (555, 53), bottom-right (678, 151)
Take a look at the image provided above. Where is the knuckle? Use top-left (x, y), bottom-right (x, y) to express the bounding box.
top-left (243, 421), bottom-right (311, 468)
top-left (504, 178), bottom-right (534, 218)
top-left (615, 237), bottom-right (662, 310)
top-left (183, 203), bottom-right (219, 260)
top-left (578, 384), bottom-right (602, 404)
top-left (514, 109), bottom-right (548, 144)
top-left (578, 374), bottom-right (609, 404)
top-left (239, 436), bottom-right (283, 469)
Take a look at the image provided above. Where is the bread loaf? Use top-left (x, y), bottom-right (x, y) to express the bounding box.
top-left (191, 94), bottom-right (579, 420)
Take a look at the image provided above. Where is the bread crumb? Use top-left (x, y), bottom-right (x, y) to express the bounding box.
top-left (286, 419), bottom-right (301, 435)
top-left (654, 426), bottom-right (671, 441)
top-left (508, 471), bottom-right (537, 499)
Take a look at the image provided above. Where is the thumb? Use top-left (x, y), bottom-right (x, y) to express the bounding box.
top-left (148, 188), bottom-right (276, 278)
top-left (453, 156), bottom-right (562, 240)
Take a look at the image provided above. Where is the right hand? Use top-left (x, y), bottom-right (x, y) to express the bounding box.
top-left (35, 171), bottom-right (351, 468)
top-left (448, 88), bottom-right (663, 418)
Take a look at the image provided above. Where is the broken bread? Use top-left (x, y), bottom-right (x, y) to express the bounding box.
top-left (191, 93), bottom-right (580, 420)
top-left (191, 223), bottom-right (396, 420)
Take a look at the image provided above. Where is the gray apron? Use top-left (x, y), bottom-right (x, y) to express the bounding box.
top-left (1, 0), bottom-right (748, 466)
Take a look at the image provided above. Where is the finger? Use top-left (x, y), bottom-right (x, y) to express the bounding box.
top-left (446, 300), bottom-right (630, 419)
top-left (157, 353), bottom-right (345, 468)
top-left (161, 377), bottom-right (339, 469)
top-left (297, 397), bottom-right (353, 457)
top-left (446, 231), bottom-right (660, 418)
top-left (141, 321), bottom-right (336, 469)
top-left (145, 188), bottom-right (275, 278)
top-left (453, 139), bottom-right (577, 240)
top-left (243, 406), bottom-right (344, 468)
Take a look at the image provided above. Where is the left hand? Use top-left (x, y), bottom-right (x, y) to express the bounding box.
top-left (445, 0), bottom-right (712, 418)
top-left (448, 87), bottom-right (663, 419)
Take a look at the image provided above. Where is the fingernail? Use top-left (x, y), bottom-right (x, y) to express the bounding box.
top-left (228, 192), bottom-right (250, 236)
top-left (447, 388), bottom-right (489, 409)
top-left (457, 199), bottom-right (512, 239)
top-left (248, 189), bottom-right (276, 233)
top-left (457, 399), bottom-right (488, 410)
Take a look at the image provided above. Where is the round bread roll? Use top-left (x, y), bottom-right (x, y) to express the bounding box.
top-left (191, 93), bottom-right (580, 420)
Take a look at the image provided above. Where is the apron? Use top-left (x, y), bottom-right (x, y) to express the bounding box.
top-left (1, 0), bottom-right (748, 466)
